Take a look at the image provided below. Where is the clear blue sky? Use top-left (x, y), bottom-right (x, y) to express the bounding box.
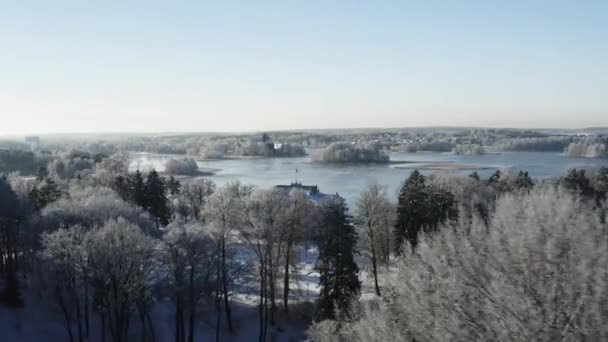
top-left (1, 1), bottom-right (607, 135)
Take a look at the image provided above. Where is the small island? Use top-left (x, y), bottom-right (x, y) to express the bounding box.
top-left (311, 142), bottom-right (390, 163)
top-left (164, 157), bottom-right (214, 176)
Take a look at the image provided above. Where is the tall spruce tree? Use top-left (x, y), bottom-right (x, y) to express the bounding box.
top-left (394, 170), bottom-right (457, 254)
top-left (313, 196), bottom-right (360, 321)
top-left (112, 175), bottom-right (131, 201)
top-left (469, 171), bottom-right (480, 181)
top-left (145, 169), bottom-right (170, 228)
top-left (394, 171), bottom-right (428, 254)
top-left (515, 170), bottom-right (534, 191)
top-left (563, 168), bottom-right (595, 197)
top-left (29, 178), bottom-right (62, 211)
top-left (488, 169), bottom-right (501, 185)
top-left (128, 169), bottom-right (147, 208)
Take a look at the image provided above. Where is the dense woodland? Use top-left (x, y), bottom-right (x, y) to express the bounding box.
top-left (1, 130), bottom-right (608, 341)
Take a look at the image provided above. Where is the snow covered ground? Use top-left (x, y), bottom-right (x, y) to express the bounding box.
top-left (1, 245), bottom-right (381, 341)
top-left (0, 247), bottom-right (321, 342)
top-left (0, 287), bottom-right (313, 342)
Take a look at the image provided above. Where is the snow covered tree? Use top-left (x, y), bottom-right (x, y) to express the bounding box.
top-left (354, 183), bottom-right (393, 296)
top-left (242, 189), bottom-right (288, 341)
top-left (178, 179), bottom-right (215, 221)
top-left (41, 185), bottom-right (154, 232)
top-left (40, 227), bottom-right (87, 342)
top-left (86, 219), bottom-right (156, 342)
top-left (281, 189), bottom-right (318, 313)
top-left (162, 222), bottom-right (214, 342)
top-left (313, 196), bottom-right (360, 322)
top-left (202, 181), bottom-right (252, 337)
top-left (311, 187), bottom-right (608, 342)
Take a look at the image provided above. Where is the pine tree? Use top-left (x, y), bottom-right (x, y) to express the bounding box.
top-left (426, 184), bottom-right (458, 229)
top-left (469, 171), bottom-right (480, 181)
top-left (563, 168), bottom-right (594, 197)
top-left (488, 169), bottom-right (501, 185)
top-left (112, 175), bottom-right (130, 201)
top-left (128, 169), bottom-right (147, 208)
top-left (29, 178), bottom-right (62, 211)
top-left (394, 171), bottom-right (457, 254)
top-left (394, 171), bottom-right (428, 254)
top-left (514, 170), bottom-right (534, 191)
top-left (313, 196), bottom-right (360, 321)
top-left (145, 169), bottom-right (170, 228)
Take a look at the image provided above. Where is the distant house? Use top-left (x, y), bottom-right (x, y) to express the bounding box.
top-left (25, 136), bottom-right (40, 150)
top-left (275, 182), bottom-right (340, 204)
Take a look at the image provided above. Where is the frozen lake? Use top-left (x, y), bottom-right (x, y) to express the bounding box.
top-left (131, 151), bottom-right (608, 202)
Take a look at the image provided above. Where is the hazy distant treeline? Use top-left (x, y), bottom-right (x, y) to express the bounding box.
top-left (493, 136), bottom-right (574, 152)
top-left (401, 141), bottom-right (455, 153)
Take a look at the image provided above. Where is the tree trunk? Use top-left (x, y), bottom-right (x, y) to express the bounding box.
top-left (221, 239), bottom-right (234, 333)
top-left (146, 311), bottom-right (157, 342)
top-left (371, 243), bottom-right (381, 296)
top-left (258, 256), bottom-right (265, 342)
top-left (84, 279), bottom-right (90, 339)
top-left (140, 310), bottom-right (147, 342)
top-left (176, 296), bottom-right (184, 342)
top-left (73, 277), bottom-right (84, 342)
top-left (282, 242), bottom-right (292, 313)
top-left (385, 224), bottom-right (391, 269)
top-left (101, 313), bottom-right (106, 342)
top-left (215, 256), bottom-right (222, 342)
top-left (188, 265), bottom-right (196, 342)
top-left (60, 304), bottom-right (75, 342)
top-left (175, 299), bottom-right (181, 342)
top-left (268, 253), bottom-right (276, 326)
top-left (262, 266), bottom-right (269, 342)
top-left (67, 322), bottom-right (76, 342)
